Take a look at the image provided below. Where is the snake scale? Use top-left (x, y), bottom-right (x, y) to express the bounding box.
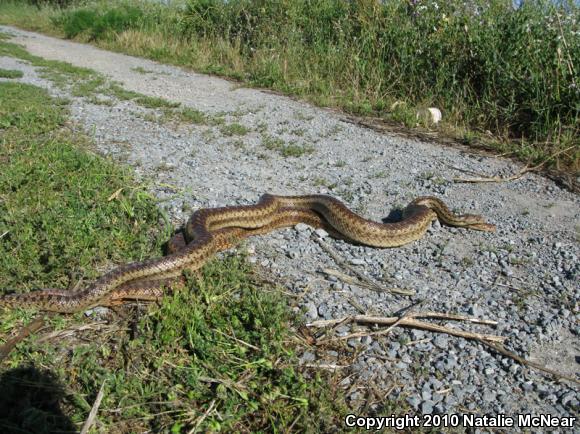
top-left (0, 194), bottom-right (495, 312)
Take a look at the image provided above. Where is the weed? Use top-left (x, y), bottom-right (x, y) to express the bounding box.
top-left (71, 76), bottom-right (106, 97)
top-left (256, 121), bottom-right (268, 133)
top-left (105, 82), bottom-right (140, 100)
top-left (220, 122), bottom-right (250, 136)
top-left (262, 134), bottom-right (314, 158)
top-left (104, 82), bottom-right (179, 110)
top-left (294, 111), bottom-right (314, 121)
top-left (461, 256), bottom-right (474, 268)
top-left (172, 106), bottom-right (206, 124)
top-left (137, 111), bottom-right (160, 123)
top-left (0, 82), bottom-right (67, 133)
top-left (291, 127), bottom-right (306, 137)
top-left (313, 177), bottom-right (330, 187)
top-left (0, 36), bottom-right (100, 92)
top-left (131, 66), bottom-right (154, 74)
top-left (207, 114), bottom-right (226, 126)
top-left (135, 95), bottom-right (179, 109)
top-left (86, 95), bottom-right (114, 106)
top-left (0, 68), bottom-right (23, 78)
top-left (231, 139), bottom-right (245, 149)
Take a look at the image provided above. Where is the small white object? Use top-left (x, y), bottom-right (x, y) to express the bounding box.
top-left (416, 107), bottom-right (442, 124)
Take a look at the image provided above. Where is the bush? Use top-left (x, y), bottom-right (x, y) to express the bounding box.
top-left (57, 3), bottom-right (144, 39)
top-left (59, 9), bottom-right (98, 38)
top-left (179, 0), bottom-right (579, 148)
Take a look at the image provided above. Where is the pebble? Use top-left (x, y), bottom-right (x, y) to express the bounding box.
top-left (299, 352), bottom-right (316, 364)
top-left (294, 223), bottom-right (310, 232)
top-left (406, 396), bottom-right (420, 410)
top-left (314, 228), bottom-right (328, 238)
top-left (304, 301), bottom-right (318, 320)
top-left (421, 401), bottom-right (435, 414)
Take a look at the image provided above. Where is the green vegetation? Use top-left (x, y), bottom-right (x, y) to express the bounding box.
top-left (0, 35), bottom-right (98, 87)
top-left (0, 80), bottom-right (167, 309)
top-left (0, 0), bottom-right (577, 171)
top-left (134, 94), bottom-right (180, 109)
top-left (0, 35), bottom-right (189, 123)
top-left (220, 122), bottom-right (250, 136)
top-left (0, 67), bottom-right (23, 78)
top-left (131, 65), bottom-right (154, 74)
top-left (0, 50), bottom-right (347, 432)
top-left (71, 75), bottom-right (106, 96)
top-left (172, 106), bottom-right (206, 124)
top-left (262, 133), bottom-right (315, 158)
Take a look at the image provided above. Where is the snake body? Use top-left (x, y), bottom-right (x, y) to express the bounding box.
top-left (0, 194), bottom-right (495, 312)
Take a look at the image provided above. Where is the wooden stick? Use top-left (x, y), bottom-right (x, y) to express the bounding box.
top-left (188, 400), bottom-right (216, 434)
top-left (80, 380), bottom-right (106, 434)
top-left (309, 314), bottom-right (505, 343)
top-left (310, 312), bottom-right (497, 327)
top-left (309, 313), bottom-right (579, 385)
top-left (303, 363), bottom-right (349, 370)
top-left (36, 321), bottom-right (112, 343)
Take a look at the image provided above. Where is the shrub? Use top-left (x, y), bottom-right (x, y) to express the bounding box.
top-left (57, 3), bottom-right (145, 40)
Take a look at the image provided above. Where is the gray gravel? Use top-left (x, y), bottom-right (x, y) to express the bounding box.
top-left (1, 26), bottom-right (579, 426)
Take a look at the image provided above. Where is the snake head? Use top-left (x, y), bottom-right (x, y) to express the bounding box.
top-left (468, 222), bottom-right (496, 232)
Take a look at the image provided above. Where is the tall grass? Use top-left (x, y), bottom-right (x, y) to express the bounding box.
top-left (1, 0), bottom-right (578, 169)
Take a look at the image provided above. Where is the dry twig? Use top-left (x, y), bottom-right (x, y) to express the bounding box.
top-left (80, 380), bottom-right (106, 434)
top-left (303, 363), bottom-right (349, 370)
top-left (309, 313), bottom-right (505, 344)
top-left (309, 312), bottom-right (579, 385)
top-left (188, 400), bottom-right (216, 434)
top-left (107, 187), bottom-right (123, 201)
top-left (37, 321), bottom-right (112, 343)
top-left (314, 238), bottom-right (414, 295)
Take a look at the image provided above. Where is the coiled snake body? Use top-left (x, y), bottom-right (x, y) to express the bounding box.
top-left (0, 194), bottom-right (495, 312)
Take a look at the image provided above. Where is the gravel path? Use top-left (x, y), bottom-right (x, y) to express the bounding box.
top-left (1, 26), bottom-right (578, 426)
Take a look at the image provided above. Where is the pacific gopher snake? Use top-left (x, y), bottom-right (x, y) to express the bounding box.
top-left (0, 194), bottom-right (495, 312)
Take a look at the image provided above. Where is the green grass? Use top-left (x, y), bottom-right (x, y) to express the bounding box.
top-left (103, 82), bottom-right (181, 109)
top-left (0, 34), bottom-right (104, 94)
top-left (131, 65), bottom-right (153, 74)
top-left (0, 0), bottom-right (576, 171)
top-left (220, 122), bottom-right (250, 136)
top-left (0, 67), bottom-right (23, 78)
top-left (0, 58), bottom-right (347, 432)
top-left (0, 81), bottom-right (167, 300)
top-left (0, 36), bottom-right (185, 115)
top-left (172, 106), bottom-right (206, 124)
top-left (134, 95), bottom-right (180, 109)
top-left (262, 134), bottom-right (314, 158)
top-left (70, 75), bottom-right (106, 97)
